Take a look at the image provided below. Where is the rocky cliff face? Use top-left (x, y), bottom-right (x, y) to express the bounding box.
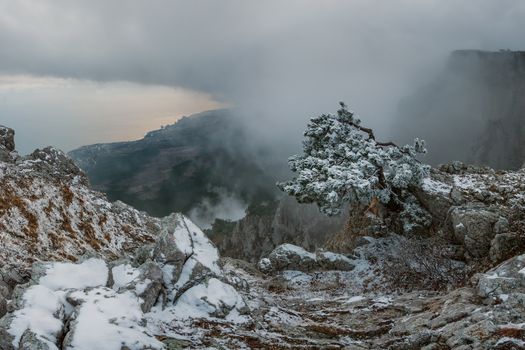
top-left (208, 196), bottom-right (347, 262)
top-left (393, 50), bottom-right (525, 169)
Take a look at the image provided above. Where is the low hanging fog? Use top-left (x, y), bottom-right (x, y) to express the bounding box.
top-left (1, 0), bottom-right (524, 159)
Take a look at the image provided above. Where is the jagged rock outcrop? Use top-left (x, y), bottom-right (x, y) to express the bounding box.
top-left (417, 162), bottom-right (525, 265)
top-left (0, 130), bottom-right (160, 268)
top-left (0, 126), bottom-right (16, 163)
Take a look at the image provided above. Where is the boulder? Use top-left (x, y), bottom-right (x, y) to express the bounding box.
top-left (0, 284), bottom-right (65, 350)
top-left (477, 253), bottom-right (525, 298)
top-left (153, 213), bottom-right (222, 302)
top-left (489, 232), bottom-right (525, 263)
top-left (264, 244), bottom-right (318, 272)
top-left (316, 251), bottom-right (355, 271)
top-left (257, 258), bottom-right (273, 274)
top-left (417, 174), bottom-right (454, 221)
top-left (19, 329), bottom-right (55, 350)
top-left (111, 261), bottom-right (164, 313)
top-left (0, 126), bottom-right (15, 152)
top-left (0, 267), bottom-right (30, 299)
top-left (450, 206), bottom-right (499, 259)
top-left (172, 277), bottom-right (249, 320)
top-left (258, 244), bottom-right (355, 273)
top-left (62, 287), bottom-right (164, 350)
top-left (152, 215), bottom-right (189, 277)
top-left (25, 146), bottom-right (86, 183)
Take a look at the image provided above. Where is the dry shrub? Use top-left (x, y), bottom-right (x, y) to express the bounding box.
top-left (378, 235), bottom-right (468, 291)
top-left (495, 327), bottom-right (525, 339)
top-left (0, 184), bottom-right (39, 240)
top-left (61, 185), bottom-right (75, 206)
top-left (77, 220), bottom-right (100, 250)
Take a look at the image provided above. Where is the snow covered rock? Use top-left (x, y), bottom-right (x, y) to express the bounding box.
top-left (153, 213), bottom-right (222, 302)
top-left (257, 258), bottom-right (273, 274)
top-left (0, 126), bottom-right (15, 152)
top-left (0, 144), bottom-right (160, 268)
top-left (417, 174), bottom-right (455, 221)
top-left (316, 250), bottom-right (355, 271)
top-left (163, 278), bottom-right (248, 320)
top-left (259, 244), bottom-right (355, 273)
top-left (18, 330), bottom-right (56, 350)
top-left (263, 244), bottom-right (318, 272)
top-left (0, 214), bottom-right (250, 350)
top-left (63, 287), bottom-right (163, 350)
top-left (111, 261), bottom-right (164, 313)
top-left (25, 147), bottom-right (86, 183)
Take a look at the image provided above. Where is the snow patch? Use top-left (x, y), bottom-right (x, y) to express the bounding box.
top-left (8, 285), bottom-right (63, 349)
top-left (346, 295), bottom-right (365, 303)
top-left (111, 264), bottom-right (140, 290)
top-left (66, 288), bottom-right (163, 350)
top-left (39, 258), bottom-right (108, 291)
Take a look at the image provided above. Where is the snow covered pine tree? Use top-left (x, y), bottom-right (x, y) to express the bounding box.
top-left (278, 102), bottom-right (432, 233)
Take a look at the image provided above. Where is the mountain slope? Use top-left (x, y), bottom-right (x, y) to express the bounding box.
top-left (69, 110), bottom-right (282, 224)
top-left (0, 126), bottom-right (159, 268)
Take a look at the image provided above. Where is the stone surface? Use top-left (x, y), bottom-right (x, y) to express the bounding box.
top-left (262, 244), bottom-right (318, 273)
top-left (490, 232), bottom-right (525, 263)
top-left (258, 244), bottom-right (355, 274)
top-left (316, 251), bottom-right (355, 271)
top-left (19, 330), bottom-right (54, 350)
top-left (0, 126), bottom-right (15, 152)
top-left (0, 296), bottom-right (6, 319)
top-left (477, 253), bottom-right (525, 298)
top-left (450, 206), bottom-right (499, 259)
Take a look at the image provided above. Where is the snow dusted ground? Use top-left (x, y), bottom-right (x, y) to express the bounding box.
top-left (1, 125), bottom-right (524, 349)
top-left (1, 206), bottom-right (524, 349)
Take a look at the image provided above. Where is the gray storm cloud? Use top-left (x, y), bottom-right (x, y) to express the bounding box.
top-left (0, 0), bottom-right (524, 152)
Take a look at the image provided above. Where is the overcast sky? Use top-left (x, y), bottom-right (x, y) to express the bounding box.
top-left (0, 0), bottom-right (524, 153)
